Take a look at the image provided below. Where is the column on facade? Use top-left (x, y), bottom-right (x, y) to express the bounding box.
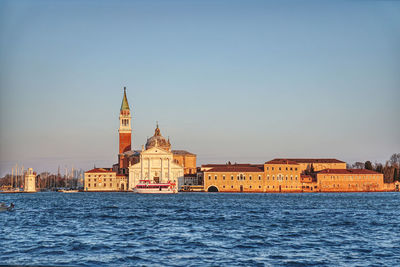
top-left (148, 158), bottom-right (152, 180)
top-left (140, 156), bottom-right (144, 179)
top-left (168, 158), bottom-right (172, 182)
top-left (160, 158), bottom-right (163, 182)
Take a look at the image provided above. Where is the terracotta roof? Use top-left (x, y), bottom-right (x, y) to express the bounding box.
top-left (206, 165), bottom-right (264, 173)
top-left (265, 159), bottom-right (299, 165)
top-left (172, 150), bottom-right (196, 156)
top-left (202, 163), bottom-right (256, 167)
top-left (301, 174), bottom-right (312, 178)
top-left (279, 158), bottom-right (345, 164)
top-left (318, 169), bottom-right (380, 175)
top-left (85, 168), bottom-right (114, 173)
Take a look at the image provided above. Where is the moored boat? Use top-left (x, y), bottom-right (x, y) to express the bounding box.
top-left (59, 189), bottom-right (80, 193)
top-left (0, 202), bottom-right (14, 212)
top-left (133, 180), bottom-right (177, 194)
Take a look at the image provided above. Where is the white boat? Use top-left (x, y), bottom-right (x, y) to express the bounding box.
top-left (59, 189), bottom-right (79, 193)
top-left (133, 180), bottom-right (177, 194)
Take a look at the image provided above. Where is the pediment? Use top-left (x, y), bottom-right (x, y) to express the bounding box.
top-left (141, 146), bottom-right (171, 156)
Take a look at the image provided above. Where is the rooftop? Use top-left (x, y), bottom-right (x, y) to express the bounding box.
top-left (265, 159), bottom-right (300, 165)
top-left (318, 169), bottom-right (381, 175)
top-left (206, 164), bottom-right (264, 173)
top-left (278, 158), bottom-right (345, 164)
top-left (172, 150), bottom-right (196, 156)
top-left (85, 168), bottom-right (114, 173)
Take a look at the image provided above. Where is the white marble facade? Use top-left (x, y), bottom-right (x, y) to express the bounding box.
top-left (128, 146), bottom-right (184, 190)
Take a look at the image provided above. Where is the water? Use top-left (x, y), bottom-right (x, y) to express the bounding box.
top-left (1, 192), bottom-right (399, 266)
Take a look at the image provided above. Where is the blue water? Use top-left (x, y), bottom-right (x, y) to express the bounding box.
top-left (1, 192), bottom-right (400, 266)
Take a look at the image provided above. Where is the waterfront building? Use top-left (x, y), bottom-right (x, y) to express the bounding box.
top-left (84, 168), bottom-right (127, 191)
top-left (264, 159), bottom-right (303, 192)
top-left (24, 168), bottom-right (36, 192)
top-left (204, 164), bottom-right (264, 192)
top-left (315, 169), bottom-right (384, 192)
top-left (202, 158), bottom-right (392, 193)
top-left (128, 125), bottom-right (184, 190)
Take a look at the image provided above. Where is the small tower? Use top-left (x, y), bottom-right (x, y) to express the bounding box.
top-left (119, 87), bottom-right (132, 154)
top-left (24, 168), bottom-right (36, 192)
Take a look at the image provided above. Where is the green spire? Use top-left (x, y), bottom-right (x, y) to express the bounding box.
top-left (120, 87), bottom-right (130, 111)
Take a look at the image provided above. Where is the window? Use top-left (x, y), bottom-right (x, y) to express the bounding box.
top-left (273, 175), bottom-right (275, 180)
top-left (279, 167), bottom-right (281, 170)
top-left (290, 167), bottom-right (292, 171)
top-left (267, 167), bottom-right (269, 170)
top-left (295, 168), bottom-right (297, 171)
top-left (104, 183), bottom-right (106, 187)
top-left (250, 185), bottom-right (252, 189)
top-left (94, 183), bottom-right (97, 187)
top-left (291, 175), bottom-right (293, 180)
top-left (88, 179), bottom-right (91, 182)
top-left (267, 175), bottom-right (269, 180)
top-left (223, 175), bottom-right (225, 180)
top-left (286, 167), bottom-right (288, 171)
top-left (231, 175), bottom-right (234, 180)
top-left (215, 175), bottom-right (217, 180)
top-left (88, 175), bottom-right (91, 177)
top-left (208, 175), bottom-right (211, 180)
top-left (110, 183), bottom-right (112, 187)
top-left (223, 186), bottom-right (225, 188)
top-left (259, 186), bottom-right (261, 189)
top-left (88, 183), bottom-right (91, 187)
top-left (249, 176), bottom-right (252, 180)
top-left (231, 186), bottom-right (233, 188)
top-left (237, 175), bottom-right (240, 180)
top-left (286, 176), bottom-right (288, 180)
top-left (258, 175), bottom-right (261, 180)
top-left (295, 175), bottom-right (298, 180)
top-left (272, 167), bottom-right (274, 171)
top-left (243, 175), bottom-right (246, 180)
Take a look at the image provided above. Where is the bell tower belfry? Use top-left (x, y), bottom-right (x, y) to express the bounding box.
top-left (119, 87), bottom-right (132, 154)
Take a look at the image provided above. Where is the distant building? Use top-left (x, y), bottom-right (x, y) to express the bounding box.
top-left (202, 159), bottom-right (393, 193)
top-left (24, 168), bottom-right (36, 192)
top-left (84, 168), bottom-right (127, 191)
top-left (111, 87), bottom-right (195, 191)
top-left (316, 169), bottom-right (384, 192)
top-left (128, 125), bottom-right (184, 190)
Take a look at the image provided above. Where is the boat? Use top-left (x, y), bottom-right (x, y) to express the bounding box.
top-left (0, 202), bottom-right (14, 212)
top-left (133, 180), bottom-right (177, 194)
top-left (59, 189), bottom-right (79, 193)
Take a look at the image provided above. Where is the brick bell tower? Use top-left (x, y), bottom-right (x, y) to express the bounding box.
top-left (118, 87), bottom-right (132, 173)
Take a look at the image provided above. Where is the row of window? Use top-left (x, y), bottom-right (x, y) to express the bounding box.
top-left (209, 174), bottom-right (262, 181)
top-left (266, 167), bottom-right (298, 171)
top-left (121, 119), bottom-right (129, 126)
top-left (208, 174), bottom-right (299, 181)
top-left (323, 175), bottom-right (377, 180)
top-left (87, 183), bottom-right (118, 188)
top-left (87, 178), bottom-right (115, 182)
top-left (87, 174), bottom-right (114, 178)
top-left (267, 175), bottom-right (298, 181)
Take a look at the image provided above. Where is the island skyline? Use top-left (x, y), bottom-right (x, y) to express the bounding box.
top-left (1, 0), bottom-right (399, 176)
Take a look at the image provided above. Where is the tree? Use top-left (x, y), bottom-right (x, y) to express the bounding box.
top-left (394, 168), bottom-right (398, 182)
top-left (364, 161), bottom-right (373, 170)
top-left (352, 162), bottom-right (364, 169)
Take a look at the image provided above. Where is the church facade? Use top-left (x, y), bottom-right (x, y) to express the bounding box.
top-left (111, 87), bottom-right (195, 191)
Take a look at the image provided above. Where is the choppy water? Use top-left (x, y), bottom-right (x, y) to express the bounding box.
top-left (1, 192), bottom-right (400, 266)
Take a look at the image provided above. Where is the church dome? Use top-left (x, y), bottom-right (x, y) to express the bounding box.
top-left (145, 124), bottom-right (171, 151)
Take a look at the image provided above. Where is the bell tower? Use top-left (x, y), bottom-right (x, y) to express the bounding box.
top-left (119, 87), bottom-right (132, 154)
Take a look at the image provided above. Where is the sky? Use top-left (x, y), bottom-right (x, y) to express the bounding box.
top-left (0, 0), bottom-right (399, 176)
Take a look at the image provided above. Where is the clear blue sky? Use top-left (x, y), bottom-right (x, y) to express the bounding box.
top-left (0, 0), bottom-right (399, 176)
